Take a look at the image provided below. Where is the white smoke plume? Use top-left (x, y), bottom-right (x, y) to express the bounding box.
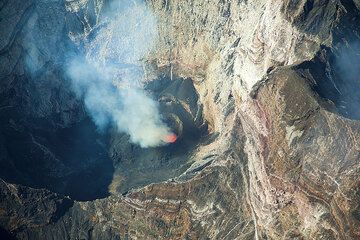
top-left (67, 0), bottom-right (172, 147)
top-left (333, 41), bottom-right (360, 119)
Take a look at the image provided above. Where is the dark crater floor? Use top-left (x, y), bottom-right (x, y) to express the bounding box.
top-left (297, 44), bottom-right (360, 121)
top-left (0, 112), bottom-right (114, 201)
top-left (0, 75), bottom-right (208, 200)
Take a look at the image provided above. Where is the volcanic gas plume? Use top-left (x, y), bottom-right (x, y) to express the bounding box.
top-left (66, 0), bottom-right (174, 148)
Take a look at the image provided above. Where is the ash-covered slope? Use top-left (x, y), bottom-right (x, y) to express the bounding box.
top-left (0, 0), bottom-right (360, 239)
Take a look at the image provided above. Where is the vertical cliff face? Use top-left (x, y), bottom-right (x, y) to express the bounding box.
top-left (144, 1), bottom-right (360, 238)
top-left (0, 0), bottom-right (359, 239)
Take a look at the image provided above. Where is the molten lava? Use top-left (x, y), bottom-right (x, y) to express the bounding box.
top-left (164, 133), bottom-right (177, 143)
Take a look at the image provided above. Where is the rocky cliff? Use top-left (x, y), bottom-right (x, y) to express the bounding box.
top-left (0, 0), bottom-right (359, 239)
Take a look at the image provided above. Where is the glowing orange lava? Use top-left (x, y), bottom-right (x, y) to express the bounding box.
top-left (164, 133), bottom-right (177, 143)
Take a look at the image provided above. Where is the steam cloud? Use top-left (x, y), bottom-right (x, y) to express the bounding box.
top-left (24, 0), bottom-right (172, 147)
top-left (334, 42), bottom-right (360, 119)
top-left (67, 1), bottom-right (172, 147)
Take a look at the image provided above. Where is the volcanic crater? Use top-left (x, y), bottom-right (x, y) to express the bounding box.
top-left (108, 76), bottom-right (210, 194)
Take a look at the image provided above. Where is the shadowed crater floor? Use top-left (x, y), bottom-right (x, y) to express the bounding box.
top-left (0, 109), bottom-right (114, 201)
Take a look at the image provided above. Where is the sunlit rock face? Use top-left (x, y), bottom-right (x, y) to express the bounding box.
top-left (0, 0), bottom-right (360, 239)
